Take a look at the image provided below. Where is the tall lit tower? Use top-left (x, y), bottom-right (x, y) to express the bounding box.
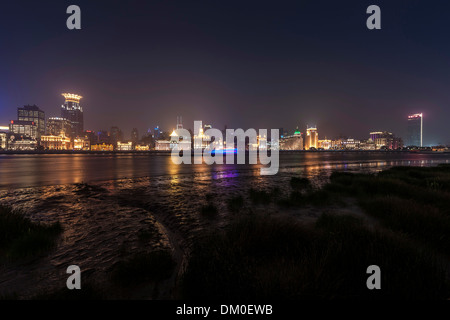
top-left (305, 125), bottom-right (318, 150)
top-left (61, 93), bottom-right (83, 137)
top-left (407, 113), bottom-right (423, 147)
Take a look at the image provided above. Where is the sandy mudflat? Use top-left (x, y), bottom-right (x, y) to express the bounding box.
top-left (0, 163), bottom-right (417, 299)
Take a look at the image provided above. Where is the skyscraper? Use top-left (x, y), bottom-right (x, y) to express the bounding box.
top-left (47, 117), bottom-right (72, 137)
top-left (61, 93), bottom-right (83, 137)
top-left (304, 125), bottom-right (318, 150)
top-left (407, 113), bottom-right (423, 147)
top-left (18, 105), bottom-right (45, 137)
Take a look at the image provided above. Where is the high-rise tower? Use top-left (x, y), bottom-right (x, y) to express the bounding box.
top-left (61, 93), bottom-right (83, 137)
top-left (304, 125), bottom-right (318, 150)
top-left (407, 113), bottom-right (423, 147)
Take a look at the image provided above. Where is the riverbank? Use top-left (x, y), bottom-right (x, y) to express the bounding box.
top-left (0, 164), bottom-right (450, 299)
top-left (0, 149), bottom-right (448, 155)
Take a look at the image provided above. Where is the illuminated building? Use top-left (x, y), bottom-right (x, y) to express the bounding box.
top-left (40, 134), bottom-right (72, 150)
top-left (74, 138), bottom-right (83, 150)
top-left (170, 129), bottom-right (191, 150)
top-left (318, 139), bottom-right (332, 150)
top-left (155, 118), bottom-right (190, 150)
top-left (279, 127), bottom-right (303, 150)
top-left (193, 126), bottom-right (210, 149)
top-left (342, 138), bottom-right (360, 150)
top-left (370, 131), bottom-right (392, 149)
top-left (74, 137), bottom-right (91, 150)
top-left (155, 118), bottom-right (191, 151)
top-left (91, 143), bottom-right (114, 151)
top-left (7, 134), bottom-right (37, 150)
top-left (0, 132), bottom-right (7, 149)
top-left (304, 126), bottom-right (318, 150)
top-left (329, 138), bottom-right (359, 150)
top-left (117, 141), bottom-right (133, 151)
top-left (257, 133), bottom-right (267, 150)
top-left (18, 105), bottom-right (45, 137)
top-left (135, 145), bottom-right (149, 151)
top-left (61, 93), bottom-right (83, 137)
top-left (370, 131), bottom-right (403, 150)
top-left (155, 140), bottom-right (171, 150)
top-left (0, 126), bottom-right (9, 149)
top-left (192, 121), bottom-right (224, 150)
top-left (47, 117), bottom-right (73, 138)
top-left (407, 113), bottom-right (423, 147)
top-left (331, 138), bottom-right (343, 150)
top-left (360, 139), bottom-right (376, 150)
top-left (170, 130), bottom-right (179, 149)
top-left (431, 145), bottom-right (448, 152)
top-left (9, 120), bottom-right (37, 139)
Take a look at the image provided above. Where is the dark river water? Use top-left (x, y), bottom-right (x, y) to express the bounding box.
top-left (1, 151), bottom-right (450, 189)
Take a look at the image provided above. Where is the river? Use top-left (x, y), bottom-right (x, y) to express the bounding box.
top-left (1, 151), bottom-right (449, 189)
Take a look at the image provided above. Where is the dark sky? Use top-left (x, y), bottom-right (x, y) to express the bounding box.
top-left (0, 0), bottom-right (449, 145)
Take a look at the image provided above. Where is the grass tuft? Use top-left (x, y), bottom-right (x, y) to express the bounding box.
top-left (0, 205), bottom-right (62, 259)
top-left (111, 250), bottom-right (176, 287)
top-left (290, 177), bottom-right (311, 190)
top-left (227, 195), bottom-right (244, 213)
top-left (200, 203), bottom-right (218, 218)
top-left (181, 214), bottom-right (449, 299)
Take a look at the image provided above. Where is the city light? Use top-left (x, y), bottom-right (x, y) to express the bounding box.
top-left (61, 93), bottom-right (83, 103)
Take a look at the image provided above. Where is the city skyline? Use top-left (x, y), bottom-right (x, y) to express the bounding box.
top-left (1, 1), bottom-right (450, 145)
top-left (0, 92), bottom-right (434, 147)
top-left (0, 89), bottom-right (440, 146)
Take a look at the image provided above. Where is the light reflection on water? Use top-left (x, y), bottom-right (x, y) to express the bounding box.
top-left (0, 152), bottom-right (449, 189)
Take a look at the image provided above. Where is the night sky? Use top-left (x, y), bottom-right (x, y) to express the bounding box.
top-left (0, 0), bottom-right (449, 145)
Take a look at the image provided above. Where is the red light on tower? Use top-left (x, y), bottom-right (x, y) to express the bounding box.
top-left (408, 113), bottom-right (423, 120)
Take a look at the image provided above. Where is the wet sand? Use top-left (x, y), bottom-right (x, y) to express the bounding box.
top-left (0, 168), bottom-right (337, 298)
